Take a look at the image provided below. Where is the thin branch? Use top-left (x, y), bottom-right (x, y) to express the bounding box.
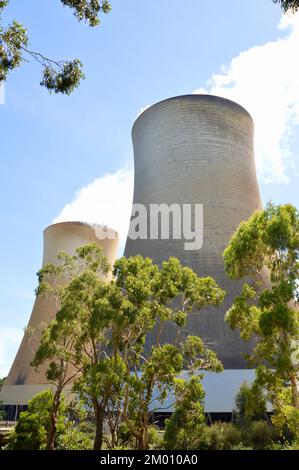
top-left (20, 46), bottom-right (66, 68)
top-left (150, 401), bottom-right (176, 413)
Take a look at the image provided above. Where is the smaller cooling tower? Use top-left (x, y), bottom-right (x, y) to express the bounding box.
top-left (1, 222), bottom-right (118, 409)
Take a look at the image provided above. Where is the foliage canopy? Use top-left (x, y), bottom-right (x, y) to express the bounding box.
top-left (0, 1), bottom-right (111, 94)
top-left (223, 203), bottom-right (299, 435)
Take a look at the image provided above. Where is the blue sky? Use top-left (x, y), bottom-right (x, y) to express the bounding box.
top-left (1, 0), bottom-right (299, 377)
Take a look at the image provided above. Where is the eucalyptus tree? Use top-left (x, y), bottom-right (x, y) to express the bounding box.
top-left (223, 203), bottom-right (299, 433)
top-left (8, 390), bottom-right (67, 450)
top-left (33, 248), bottom-right (127, 451)
top-left (33, 250), bottom-right (225, 451)
top-left (163, 375), bottom-right (206, 450)
top-left (273, 0), bottom-right (299, 12)
top-left (234, 381), bottom-right (267, 427)
top-left (1, 0), bottom-right (299, 96)
top-left (32, 243), bottom-right (110, 450)
top-left (0, 1), bottom-right (111, 94)
top-left (112, 256), bottom-right (224, 450)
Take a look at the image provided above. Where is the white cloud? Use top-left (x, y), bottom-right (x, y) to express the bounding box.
top-left (52, 13), bottom-right (299, 247)
top-left (53, 167), bottom-right (134, 251)
top-left (0, 327), bottom-right (23, 378)
top-left (194, 12), bottom-right (299, 183)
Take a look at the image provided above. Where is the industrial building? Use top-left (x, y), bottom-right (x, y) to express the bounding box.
top-left (125, 94), bottom-right (267, 369)
top-left (1, 94), bottom-right (266, 417)
top-left (1, 222), bottom-right (119, 419)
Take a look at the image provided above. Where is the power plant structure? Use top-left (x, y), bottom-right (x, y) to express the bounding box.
top-left (1, 94), bottom-right (267, 417)
top-left (124, 94), bottom-right (267, 372)
top-left (1, 222), bottom-right (118, 417)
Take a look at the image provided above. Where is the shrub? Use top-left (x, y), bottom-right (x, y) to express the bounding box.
top-left (206, 424), bottom-right (225, 450)
top-left (117, 422), bottom-right (132, 448)
top-left (231, 444), bottom-right (253, 450)
top-left (265, 439), bottom-right (299, 450)
top-left (222, 423), bottom-right (242, 449)
top-left (6, 390), bottom-right (70, 450)
top-left (56, 426), bottom-right (93, 450)
top-left (194, 423), bottom-right (243, 450)
top-left (285, 441), bottom-right (299, 450)
top-left (148, 426), bottom-right (163, 449)
top-left (207, 423), bottom-right (243, 450)
top-left (266, 441), bottom-right (291, 450)
top-left (7, 412), bottom-right (46, 450)
top-left (194, 423), bottom-right (225, 450)
top-left (247, 421), bottom-right (275, 450)
top-left (163, 376), bottom-right (206, 450)
top-left (272, 404), bottom-right (299, 444)
top-left (234, 381), bottom-right (266, 427)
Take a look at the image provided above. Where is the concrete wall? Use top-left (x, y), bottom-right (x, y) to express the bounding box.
top-left (2, 222), bottom-right (118, 403)
top-left (124, 94), bottom-right (267, 368)
top-left (149, 370), bottom-right (257, 413)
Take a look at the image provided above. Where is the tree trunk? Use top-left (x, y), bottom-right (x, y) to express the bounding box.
top-left (46, 388), bottom-right (61, 451)
top-left (111, 426), bottom-right (116, 449)
top-left (137, 438), bottom-right (146, 450)
top-left (137, 434), bottom-right (148, 450)
top-left (137, 424), bottom-right (149, 450)
top-left (93, 403), bottom-right (105, 450)
top-left (290, 373), bottom-right (299, 409)
top-left (281, 330), bottom-right (299, 409)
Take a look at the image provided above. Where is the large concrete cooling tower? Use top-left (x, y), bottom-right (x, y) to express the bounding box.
top-left (124, 94), bottom-right (266, 369)
top-left (1, 222), bottom-right (118, 410)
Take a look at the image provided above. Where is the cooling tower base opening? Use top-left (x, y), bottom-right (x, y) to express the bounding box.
top-left (0, 370), bottom-right (257, 420)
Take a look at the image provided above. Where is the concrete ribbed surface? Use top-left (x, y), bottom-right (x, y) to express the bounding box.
top-left (124, 95), bottom-right (266, 368)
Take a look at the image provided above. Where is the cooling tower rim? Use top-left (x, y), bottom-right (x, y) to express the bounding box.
top-left (132, 94), bottom-right (253, 133)
top-left (44, 221), bottom-right (119, 239)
